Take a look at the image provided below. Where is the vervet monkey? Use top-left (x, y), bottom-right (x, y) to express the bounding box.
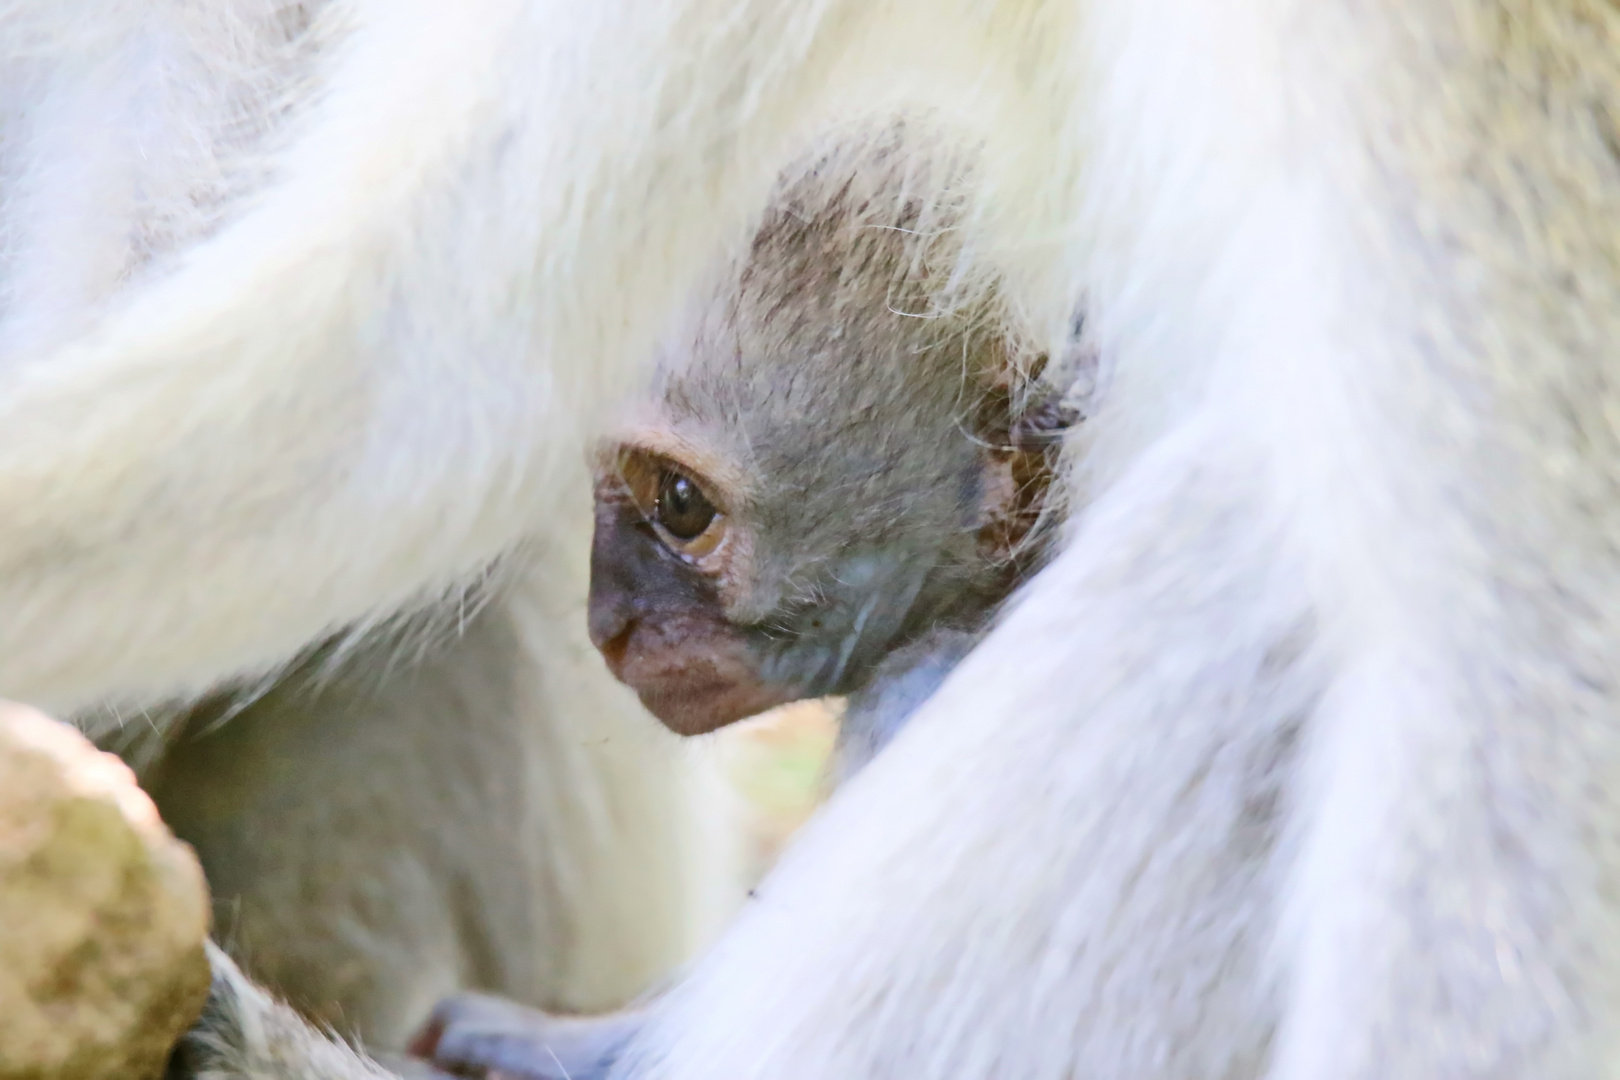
top-left (4, 1), bottom-right (1617, 1079)
top-left (0, 0), bottom-right (733, 1052)
top-left (587, 156), bottom-right (1076, 756)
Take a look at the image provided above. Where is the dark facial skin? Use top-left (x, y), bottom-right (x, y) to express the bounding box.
top-left (588, 465), bottom-right (798, 735)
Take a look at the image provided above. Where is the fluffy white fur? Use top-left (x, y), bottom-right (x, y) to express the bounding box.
top-left (6, 0), bottom-right (1620, 1076)
top-left (0, 0), bottom-right (740, 1047)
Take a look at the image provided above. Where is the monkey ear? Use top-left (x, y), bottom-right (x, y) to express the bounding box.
top-left (974, 368), bottom-right (1081, 569)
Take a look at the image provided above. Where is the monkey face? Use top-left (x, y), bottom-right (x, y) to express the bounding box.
top-left (584, 202), bottom-right (1078, 739)
top-left (588, 432), bottom-right (1015, 737)
top-left (588, 447), bottom-right (800, 735)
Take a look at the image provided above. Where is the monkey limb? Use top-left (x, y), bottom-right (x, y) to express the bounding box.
top-left (409, 995), bottom-right (644, 1080)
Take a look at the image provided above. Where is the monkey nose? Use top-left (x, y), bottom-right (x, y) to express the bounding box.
top-left (588, 599), bottom-right (636, 662)
top-left (596, 625), bottom-right (634, 673)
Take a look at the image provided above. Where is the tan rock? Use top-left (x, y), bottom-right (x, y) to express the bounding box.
top-left (0, 701), bottom-right (211, 1080)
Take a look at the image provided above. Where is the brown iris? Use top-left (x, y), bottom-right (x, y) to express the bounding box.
top-left (657, 471), bottom-right (717, 540)
top-left (618, 449), bottom-right (728, 558)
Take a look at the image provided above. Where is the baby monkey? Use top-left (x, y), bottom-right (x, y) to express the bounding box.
top-left (413, 144), bottom-right (1078, 1078)
top-left (588, 168), bottom-right (1075, 772)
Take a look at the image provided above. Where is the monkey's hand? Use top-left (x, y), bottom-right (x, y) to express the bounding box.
top-left (409, 994), bottom-right (643, 1080)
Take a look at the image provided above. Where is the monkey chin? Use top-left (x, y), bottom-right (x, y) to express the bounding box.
top-left (603, 641), bottom-right (795, 736)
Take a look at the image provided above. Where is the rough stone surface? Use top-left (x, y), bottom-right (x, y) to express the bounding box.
top-left (0, 701), bottom-right (211, 1080)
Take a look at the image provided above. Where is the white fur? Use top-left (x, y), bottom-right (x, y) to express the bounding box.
top-left (6, 0), bottom-right (1620, 1076)
top-left (0, 0), bottom-right (741, 1045)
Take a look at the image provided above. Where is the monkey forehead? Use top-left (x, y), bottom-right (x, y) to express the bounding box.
top-left (662, 333), bottom-right (980, 462)
top-left (653, 363), bottom-right (984, 540)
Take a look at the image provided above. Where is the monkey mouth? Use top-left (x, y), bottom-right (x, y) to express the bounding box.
top-left (635, 676), bottom-right (794, 736)
top-left (598, 628), bottom-right (794, 735)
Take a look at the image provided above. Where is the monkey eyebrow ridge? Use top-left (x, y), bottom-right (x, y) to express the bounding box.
top-left (608, 423), bottom-right (752, 506)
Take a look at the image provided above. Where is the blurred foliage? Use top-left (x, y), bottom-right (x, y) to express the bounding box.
top-left (715, 699), bottom-right (842, 880)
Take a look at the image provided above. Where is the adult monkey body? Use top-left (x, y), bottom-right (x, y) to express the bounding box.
top-left (0, 0), bottom-right (733, 1052)
top-left (2, 4), bottom-right (1617, 1080)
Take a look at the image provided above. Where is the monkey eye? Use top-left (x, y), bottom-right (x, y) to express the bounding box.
top-left (616, 449), bottom-right (728, 560)
top-left (653, 468), bottom-right (726, 556)
top-left (657, 471), bottom-right (715, 537)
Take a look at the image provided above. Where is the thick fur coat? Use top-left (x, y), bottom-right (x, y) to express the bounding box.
top-left (4, 0), bottom-right (1618, 1077)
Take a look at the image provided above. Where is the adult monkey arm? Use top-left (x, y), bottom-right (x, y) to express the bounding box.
top-left (0, 0), bottom-right (554, 711)
top-left (0, 0), bottom-right (1073, 715)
